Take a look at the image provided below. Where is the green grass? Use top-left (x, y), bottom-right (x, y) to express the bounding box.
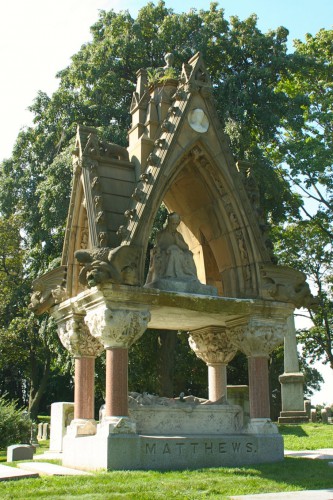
top-left (279, 422), bottom-right (333, 450)
top-left (0, 459), bottom-right (332, 499)
top-left (0, 425), bottom-right (332, 499)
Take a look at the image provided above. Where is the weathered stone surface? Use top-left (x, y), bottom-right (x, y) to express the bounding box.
top-left (62, 433), bottom-right (284, 471)
top-left (128, 404), bottom-right (243, 435)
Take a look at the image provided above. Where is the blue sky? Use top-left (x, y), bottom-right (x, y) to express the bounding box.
top-left (0, 0), bottom-right (332, 404)
top-left (1, 0), bottom-right (332, 160)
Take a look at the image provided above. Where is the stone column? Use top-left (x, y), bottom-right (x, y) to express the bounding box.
top-left (231, 318), bottom-right (286, 432)
top-left (56, 311), bottom-right (104, 436)
top-left (105, 348), bottom-right (128, 416)
top-left (84, 305), bottom-right (150, 433)
top-left (188, 326), bottom-right (237, 401)
top-left (278, 314), bottom-right (309, 423)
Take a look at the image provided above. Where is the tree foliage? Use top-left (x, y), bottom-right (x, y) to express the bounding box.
top-left (0, 394), bottom-right (32, 449)
top-left (0, 2), bottom-right (330, 413)
top-left (271, 29), bottom-right (333, 371)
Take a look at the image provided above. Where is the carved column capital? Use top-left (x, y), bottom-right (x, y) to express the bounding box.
top-left (188, 326), bottom-right (237, 365)
top-left (84, 306), bottom-right (150, 348)
top-left (229, 318), bottom-right (286, 357)
top-left (56, 312), bottom-right (104, 358)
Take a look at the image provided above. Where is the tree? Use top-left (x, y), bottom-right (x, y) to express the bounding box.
top-left (0, 2), bottom-right (312, 405)
top-left (274, 222), bottom-right (333, 369)
top-left (270, 29), bottom-right (333, 372)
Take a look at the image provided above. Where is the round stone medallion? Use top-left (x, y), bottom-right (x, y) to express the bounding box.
top-left (188, 108), bottom-right (209, 133)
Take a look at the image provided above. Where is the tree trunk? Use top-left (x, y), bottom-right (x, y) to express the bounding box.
top-left (28, 355), bottom-right (51, 421)
top-left (158, 330), bottom-right (177, 397)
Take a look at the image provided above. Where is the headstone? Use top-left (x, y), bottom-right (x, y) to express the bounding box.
top-left (7, 444), bottom-right (35, 462)
top-left (310, 408), bottom-right (317, 422)
top-left (321, 408), bottom-right (328, 424)
top-left (42, 422), bottom-right (50, 440)
top-left (37, 422), bottom-right (43, 440)
top-left (227, 385), bottom-right (250, 425)
top-left (49, 402), bottom-right (74, 452)
top-left (304, 400), bottom-right (311, 419)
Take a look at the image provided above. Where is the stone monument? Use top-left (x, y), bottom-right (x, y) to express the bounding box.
top-left (30, 53), bottom-right (313, 470)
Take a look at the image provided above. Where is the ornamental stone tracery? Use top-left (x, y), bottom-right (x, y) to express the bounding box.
top-left (84, 306), bottom-right (151, 349)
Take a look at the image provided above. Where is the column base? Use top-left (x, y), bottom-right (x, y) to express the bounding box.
top-left (97, 416), bottom-right (137, 436)
top-left (278, 411), bottom-right (309, 424)
top-left (66, 419), bottom-right (97, 437)
top-left (245, 418), bottom-right (279, 435)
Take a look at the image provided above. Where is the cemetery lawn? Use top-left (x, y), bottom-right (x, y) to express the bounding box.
top-left (0, 424), bottom-right (332, 499)
top-left (280, 422), bottom-right (333, 450)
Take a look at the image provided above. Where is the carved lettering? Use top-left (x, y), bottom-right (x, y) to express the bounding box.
top-left (205, 442), bottom-right (213, 454)
top-left (246, 442), bottom-right (254, 453)
top-left (146, 443), bottom-right (156, 455)
top-left (232, 442), bottom-right (241, 452)
top-left (219, 442), bottom-right (227, 453)
top-left (191, 443), bottom-right (198, 454)
top-left (143, 440), bottom-right (257, 456)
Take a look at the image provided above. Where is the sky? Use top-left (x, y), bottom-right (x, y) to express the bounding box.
top-left (1, 0), bottom-right (332, 405)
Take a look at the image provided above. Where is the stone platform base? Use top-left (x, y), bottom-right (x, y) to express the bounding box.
top-left (62, 432), bottom-right (284, 471)
top-left (278, 411), bottom-right (309, 424)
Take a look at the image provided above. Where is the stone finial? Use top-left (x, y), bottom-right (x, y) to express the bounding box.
top-left (164, 53), bottom-right (174, 69)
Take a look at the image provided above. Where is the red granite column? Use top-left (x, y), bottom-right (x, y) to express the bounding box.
top-left (208, 363), bottom-right (227, 401)
top-left (248, 356), bottom-right (270, 418)
top-left (74, 357), bottom-right (95, 420)
top-left (105, 348), bottom-right (128, 417)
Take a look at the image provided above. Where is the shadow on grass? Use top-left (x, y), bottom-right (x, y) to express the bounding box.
top-left (279, 425), bottom-right (308, 437)
top-left (203, 457), bottom-right (332, 490)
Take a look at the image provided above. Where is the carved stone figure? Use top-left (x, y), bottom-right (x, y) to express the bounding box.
top-left (260, 264), bottom-right (316, 308)
top-left (145, 212), bottom-right (217, 295)
top-left (29, 266), bottom-right (68, 315)
top-left (75, 245), bottom-right (140, 288)
top-left (146, 212), bottom-right (197, 282)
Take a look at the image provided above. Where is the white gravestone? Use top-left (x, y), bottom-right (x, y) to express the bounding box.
top-left (49, 402), bottom-right (74, 452)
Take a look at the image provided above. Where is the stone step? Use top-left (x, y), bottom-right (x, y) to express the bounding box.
top-left (17, 462), bottom-right (92, 476)
top-left (278, 417), bottom-right (309, 424)
top-left (0, 463), bottom-right (39, 481)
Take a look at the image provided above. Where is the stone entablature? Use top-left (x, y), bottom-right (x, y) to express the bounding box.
top-left (51, 283), bottom-right (292, 353)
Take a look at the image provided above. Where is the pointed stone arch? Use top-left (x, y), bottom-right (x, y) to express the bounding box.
top-left (122, 53), bottom-right (272, 297)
